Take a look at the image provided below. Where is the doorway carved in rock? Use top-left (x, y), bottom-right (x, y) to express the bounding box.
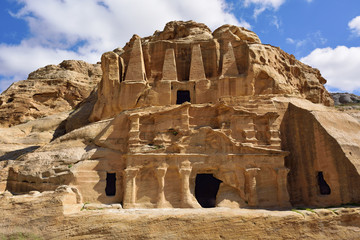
top-left (317, 171), bottom-right (331, 195)
top-left (195, 174), bottom-right (222, 208)
top-left (105, 172), bottom-right (116, 196)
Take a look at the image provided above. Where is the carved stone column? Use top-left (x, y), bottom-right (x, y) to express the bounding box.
top-left (276, 167), bottom-right (291, 208)
top-left (179, 161), bottom-right (201, 208)
top-left (234, 169), bottom-right (246, 200)
top-left (245, 168), bottom-right (260, 207)
top-left (155, 167), bottom-right (171, 208)
top-left (123, 167), bottom-right (139, 209)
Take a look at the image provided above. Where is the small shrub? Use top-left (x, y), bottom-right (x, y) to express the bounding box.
top-left (0, 232), bottom-right (43, 240)
top-left (81, 202), bottom-right (90, 211)
top-left (291, 209), bottom-right (304, 216)
top-left (305, 208), bottom-right (316, 213)
top-left (330, 209), bottom-right (339, 215)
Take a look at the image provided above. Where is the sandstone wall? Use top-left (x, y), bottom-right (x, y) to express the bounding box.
top-left (88, 103), bottom-right (290, 209)
top-left (280, 101), bottom-right (360, 207)
top-left (90, 21), bottom-right (332, 122)
top-left (1, 21), bottom-right (358, 214)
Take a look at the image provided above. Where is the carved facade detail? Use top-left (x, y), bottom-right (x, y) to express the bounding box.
top-left (6, 21), bottom-right (360, 212)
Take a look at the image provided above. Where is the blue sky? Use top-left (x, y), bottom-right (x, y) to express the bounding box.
top-left (0, 0), bottom-right (359, 94)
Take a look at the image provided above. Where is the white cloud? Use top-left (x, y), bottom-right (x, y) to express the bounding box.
top-left (286, 31), bottom-right (327, 55)
top-left (0, 40), bottom-right (98, 79)
top-left (349, 16), bottom-right (360, 36)
top-left (271, 16), bottom-right (281, 29)
top-left (243, 0), bottom-right (286, 17)
top-left (244, 0), bottom-right (285, 9)
top-left (0, 0), bottom-right (249, 92)
top-left (286, 38), bottom-right (295, 44)
top-left (301, 46), bottom-right (360, 92)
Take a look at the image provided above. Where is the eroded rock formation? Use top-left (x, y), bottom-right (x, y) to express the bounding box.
top-left (332, 92), bottom-right (360, 105)
top-left (0, 60), bottom-right (101, 127)
top-left (90, 21), bottom-right (332, 122)
top-left (0, 21), bottom-right (360, 224)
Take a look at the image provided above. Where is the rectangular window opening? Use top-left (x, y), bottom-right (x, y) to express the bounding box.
top-left (176, 90), bottom-right (191, 104)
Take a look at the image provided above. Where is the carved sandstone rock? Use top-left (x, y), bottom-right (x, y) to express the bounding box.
top-left (0, 60), bottom-right (101, 127)
top-left (1, 21), bottom-right (360, 219)
top-left (90, 21), bottom-right (332, 121)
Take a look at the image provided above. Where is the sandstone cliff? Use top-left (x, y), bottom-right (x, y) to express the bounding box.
top-left (0, 60), bottom-right (101, 127)
top-left (0, 20), bottom-right (359, 239)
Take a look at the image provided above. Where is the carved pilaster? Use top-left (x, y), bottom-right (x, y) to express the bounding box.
top-left (234, 170), bottom-right (246, 200)
top-left (245, 168), bottom-right (260, 207)
top-left (179, 161), bottom-right (201, 208)
top-left (155, 167), bottom-right (171, 208)
top-left (123, 167), bottom-right (139, 209)
top-left (276, 167), bottom-right (291, 208)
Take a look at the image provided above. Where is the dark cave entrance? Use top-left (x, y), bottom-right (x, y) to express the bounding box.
top-left (105, 172), bottom-right (116, 196)
top-left (176, 90), bottom-right (190, 104)
top-left (317, 172), bottom-right (331, 195)
top-left (195, 174), bottom-right (222, 208)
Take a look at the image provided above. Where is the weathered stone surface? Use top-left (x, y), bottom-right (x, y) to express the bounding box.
top-left (330, 93), bottom-right (360, 122)
top-left (278, 97), bottom-right (360, 207)
top-left (1, 20), bottom-right (360, 239)
top-left (2, 21), bottom-right (357, 209)
top-left (65, 89), bottom-right (98, 133)
top-left (0, 60), bottom-right (101, 127)
top-left (332, 92), bottom-right (360, 105)
top-left (213, 24), bottom-right (262, 43)
top-left (221, 42), bottom-right (239, 77)
top-left (189, 44), bottom-right (206, 80)
top-left (1, 196), bottom-right (360, 240)
top-left (162, 48), bottom-right (178, 81)
top-left (0, 111), bottom-right (70, 192)
top-left (90, 21), bottom-right (332, 121)
top-left (125, 37), bottom-right (147, 82)
top-left (151, 20), bottom-right (213, 41)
